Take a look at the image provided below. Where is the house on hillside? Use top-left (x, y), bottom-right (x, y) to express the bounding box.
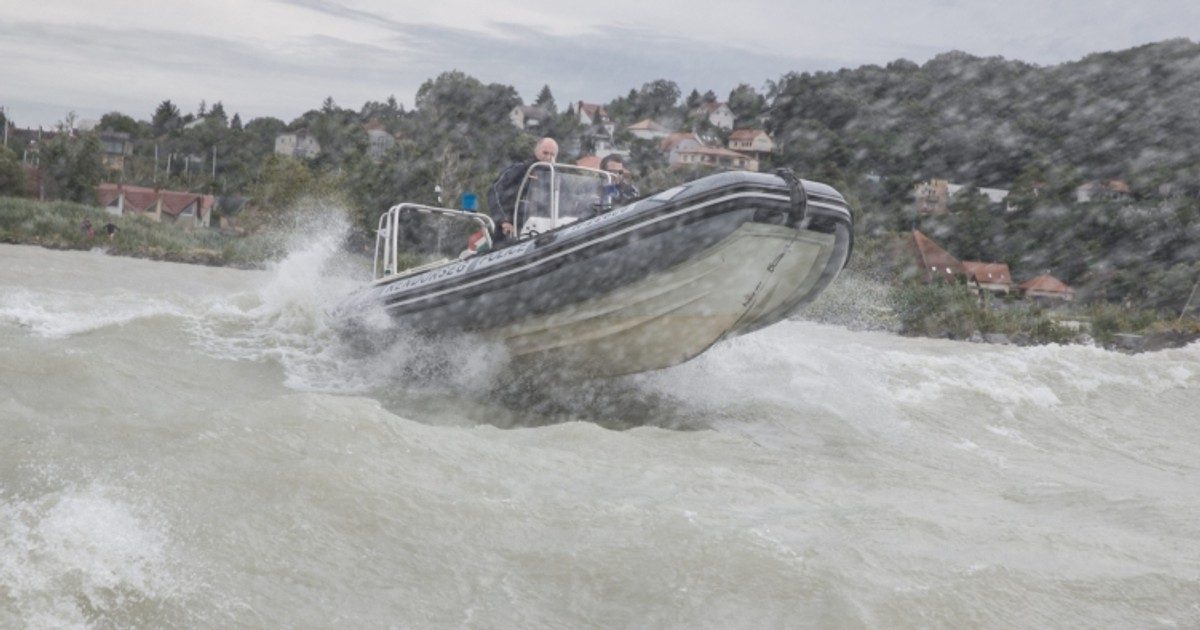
top-left (274, 130), bottom-right (321, 159)
top-left (694, 101), bottom-right (734, 130)
top-left (568, 101), bottom-right (611, 130)
top-left (581, 125), bottom-right (624, 158)
top-left (915, 178), bottom-right (1012, 214)
top-left (673, 146), bottom-right (758, 171)
top-left (912, 229), bottom-right (967, 283)
top-left (96, 183), bottom-right (213, 227)
top-left (962, 261), bottom-right (1013, 294)
top-left (626, 119), bottom-right (671, 141)
top-left (727, 129), bottom-right (775, 157)
top-left (363, 122), bottom-right (396, 161)
top-left (509, 105), bottom-right (551, 131)
top-left (98, 131), bottom-right (132, 171)
top-left (1019, 274), bottom-right (1075, 301)
top-left (1074, 180), bottom-right (1131, 203)
top-left (659, 132), bottom-right (704, 164)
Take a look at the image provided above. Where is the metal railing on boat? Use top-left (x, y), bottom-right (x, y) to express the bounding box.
top-left (374, 203), bottom-right (495, 280)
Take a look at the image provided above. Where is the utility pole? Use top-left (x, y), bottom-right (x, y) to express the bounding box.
top-left (1180, 278), bottom-right (1199, 322)
top-left (154, 144), bottom-right (159, 183)
top-left (211, 145), bottom-right (216, 178)
top-left (2, 106), bottom-right (8, 148)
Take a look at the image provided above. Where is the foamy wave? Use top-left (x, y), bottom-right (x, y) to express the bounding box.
top-left (184, 205), bottom-right (507, 396)
top-left (0, 484), bottom-right (185, 627)
top-left (0, 288), bottom-right (184, 338)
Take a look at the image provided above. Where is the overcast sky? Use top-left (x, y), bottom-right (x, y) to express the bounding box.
top-left (2, 0), bottom-right (1199, 128)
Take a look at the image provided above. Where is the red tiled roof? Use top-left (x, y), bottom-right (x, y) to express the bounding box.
top-left (729, 129), bottom-right (766, 141)
top-left (912, 230), bottom-right (966, 282)
top-left (95, 183), bottom-right (214, 218)
top-left (160, 191), bottom-right (200, 216)
top-left (627, 119), bottom-right (667, 132)
top-left (962, 261), bottom-right (1013, 285)
top-left (1018, 274), bottom-right (1074, 294)
top-left (160, 191), bottom-right (215, 218)
top-left (575, 101), bottom-right (607, 120)
top-left (659, 132), bottom-right (701, 152)
top-left (97, 183), bottom-right (121, 206)
top-left (676, 146), bottom-right (752, 159)
top-left (121, 185), bottom-right (160, 213)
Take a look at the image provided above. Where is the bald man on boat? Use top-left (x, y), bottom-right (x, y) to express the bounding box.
top-left (488, 137), bottom-right (558, 240)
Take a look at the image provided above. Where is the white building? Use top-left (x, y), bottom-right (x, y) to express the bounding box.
top-left (659, 132), bottom-right (704, 164)
top-left (366, 128), bottom-right (396, 161)
top-left (696, 101), bottom-right (735, 130)
top-left (727, 129), bottom-right (775, 155)
top-left (509, 105), bottom-right (551, 130)
top-left (274, 131), bottom-right (321, 159)
top-left (627, 119), bottom-right (671, 141)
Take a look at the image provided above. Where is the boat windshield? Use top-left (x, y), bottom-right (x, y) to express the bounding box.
top-left (515, 163), bottom-right (613, 237)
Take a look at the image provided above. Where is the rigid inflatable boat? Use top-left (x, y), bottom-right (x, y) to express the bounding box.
top-left (333, 164), bottom-right (853, 377)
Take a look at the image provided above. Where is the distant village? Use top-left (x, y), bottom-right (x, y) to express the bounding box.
top-left (2, 96), bottom-right (779, 232)
top-left (0, 89), bottom-right (1180, 317)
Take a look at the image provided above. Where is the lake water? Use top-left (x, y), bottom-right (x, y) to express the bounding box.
top-left (2, 241), bottom-right (1198, 628)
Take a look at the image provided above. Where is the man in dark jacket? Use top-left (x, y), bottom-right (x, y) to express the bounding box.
top-left (488, 137), bottom-right (557, 240)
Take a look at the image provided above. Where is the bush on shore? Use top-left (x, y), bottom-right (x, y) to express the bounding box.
top-left (892, 281), bottom-right (1076, 343)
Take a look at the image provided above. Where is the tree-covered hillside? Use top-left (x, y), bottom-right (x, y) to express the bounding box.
top-left (769, 39), bottom-right (1200, 196)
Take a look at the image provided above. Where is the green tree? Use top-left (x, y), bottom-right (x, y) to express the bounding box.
top-left (250, 154), bottom-right (314, 214)
top-left (727, 83), bottom-right (766, 127)
top-left (209, 101), bottom-right (228, 126)
top-left (632, 79), bottom-right (681, 120)
top-left (41, 131), bottom-right (104, 203)
top-left (99, 111), bottom-right (140, 136)
top-left (534, 84), bottom-right (557, 113)
top-left (152, 100), bottom-right (182, 135)
top-left (0, 145), bottom-right (26, 196)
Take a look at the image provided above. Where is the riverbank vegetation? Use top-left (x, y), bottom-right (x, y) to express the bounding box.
top-left (0, 196), bottom-right (284, 267)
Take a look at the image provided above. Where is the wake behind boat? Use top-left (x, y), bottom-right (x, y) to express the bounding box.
top-left (333, 164), bottom-right (854, 377)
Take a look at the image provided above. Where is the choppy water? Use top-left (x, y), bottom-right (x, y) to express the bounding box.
top-left (2, 239), bottom-right (1199, 629)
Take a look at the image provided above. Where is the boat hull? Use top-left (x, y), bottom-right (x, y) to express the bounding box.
top-left (496, 222), bottom-right (842, 376)
top-left (334, 171), bottom-right (853, 377)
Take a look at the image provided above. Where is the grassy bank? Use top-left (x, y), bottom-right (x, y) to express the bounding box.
top-left (891, 281), bottom-right (1200, 348)
top-left (0, 196), bottom-right (286, 267)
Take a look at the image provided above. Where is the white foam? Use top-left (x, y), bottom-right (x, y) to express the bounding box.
top-left (0, 484), bottom-right (181, 627)
top-left (0, 288), bottom-right (183, 338)
top-left (182, 204), bottom-right (508, 396)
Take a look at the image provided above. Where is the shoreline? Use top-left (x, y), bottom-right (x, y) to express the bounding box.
top-left (1, 236), bottom-right (270, 270)
top-left (800, 272), bottom-right (1200, 354)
